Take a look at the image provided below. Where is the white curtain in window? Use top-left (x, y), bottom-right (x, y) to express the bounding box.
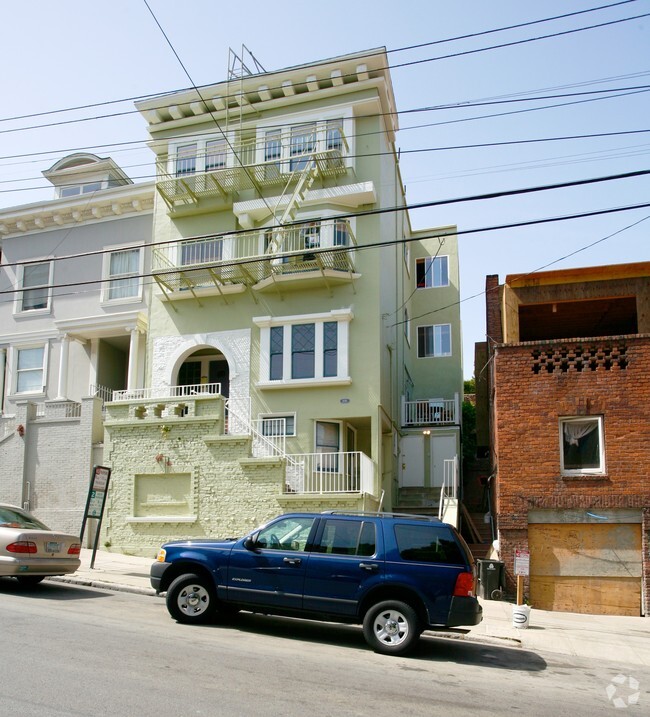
top-left (563, 420), bottom-right (597, 446)
top-left (109, 249), bottom-right (139, 300)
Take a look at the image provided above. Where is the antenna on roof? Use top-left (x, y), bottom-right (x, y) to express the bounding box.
top-left (228, 45), bottom-right (266, 79)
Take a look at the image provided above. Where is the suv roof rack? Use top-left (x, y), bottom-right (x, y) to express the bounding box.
top-left (320, 510), bottom-right (441, 522)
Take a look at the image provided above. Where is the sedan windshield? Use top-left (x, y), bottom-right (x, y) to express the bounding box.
top-left (0, 506), bottom-right (50, 530)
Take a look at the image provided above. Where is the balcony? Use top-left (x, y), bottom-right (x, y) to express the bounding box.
top-left (152, 219), bottom-right (359, 300)
top-left (155, 130), bottom-right (349, 212)
top-left (284, 451), bottom-right (375, 494)
top-left (401, 394), bottom-right (460, 427)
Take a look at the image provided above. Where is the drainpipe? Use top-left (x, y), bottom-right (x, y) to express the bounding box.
top-left (0, 348), bottom-right (6, 413)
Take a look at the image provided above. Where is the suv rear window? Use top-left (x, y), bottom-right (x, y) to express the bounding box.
top-left (313, 519), bottom-right (376, 556)
top-left (394, 524), bottom-right (464, 565)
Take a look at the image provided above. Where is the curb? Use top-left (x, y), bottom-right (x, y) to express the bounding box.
top-left (46, 574), bottom-right (157, 597)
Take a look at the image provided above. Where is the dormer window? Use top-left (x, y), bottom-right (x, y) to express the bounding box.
top-left (59, 181), bottom-right (103, 198)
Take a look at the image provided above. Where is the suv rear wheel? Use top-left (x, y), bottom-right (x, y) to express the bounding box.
top-left (166, 573), bottom-right (215, 624)
top-left (362, 600), bottom-right (420, 655)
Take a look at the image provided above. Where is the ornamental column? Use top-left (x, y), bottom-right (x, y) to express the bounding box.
top-left (56, 334), bottom-right (70, 400)
top-left (127, 329), bottom-right (141, 391)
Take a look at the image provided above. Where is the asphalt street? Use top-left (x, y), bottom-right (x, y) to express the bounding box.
top-left (1, 578), bottom-right (647, 716)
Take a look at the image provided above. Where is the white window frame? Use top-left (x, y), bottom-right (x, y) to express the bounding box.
top-left (9, 343), bottom-right (49, 397)
top-left (254, 309), bottom-right (352, 388)
top-left (101, 244), bottom-right (144, 304)
top-left (14, 260), bottom-right (53, 315)
top-left (559, 416), bottom-right (606, 476)
top-left (258, 412), bottom-right (297, 437)
top-left (255, 109), bottom-right (353, 172)
top-left (416, 255), bottom-right (449, 289)
top-left (168, 133), bottom-right (233, 176)
top-left (417, 324), bottom-right (452, 358)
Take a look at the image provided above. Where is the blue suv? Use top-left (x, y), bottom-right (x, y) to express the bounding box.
top-left (151, 511), bottom-right (482, 655)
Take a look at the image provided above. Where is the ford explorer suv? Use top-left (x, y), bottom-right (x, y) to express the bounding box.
top-left (151, 511), bottom-right (482, 655)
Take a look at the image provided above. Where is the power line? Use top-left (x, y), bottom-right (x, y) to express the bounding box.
top-left (3, 127), bottom-right (650, 191)
top-left (2, 167), bottom-right (649, 273)
top-left (395, 212), bottom-right (650, 328)
top-left (0, 0), bottom-right (638, 127)
top-left (2, 200), bottom-right (649, 304)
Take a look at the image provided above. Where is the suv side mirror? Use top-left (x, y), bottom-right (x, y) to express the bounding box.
top-left (243, 536), bottom-right (257, 551)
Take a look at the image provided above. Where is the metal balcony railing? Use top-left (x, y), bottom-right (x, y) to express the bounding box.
top-left (152, 219), bottom-right (357, 294)
top-left (155, 128), bottom-right (349, 209)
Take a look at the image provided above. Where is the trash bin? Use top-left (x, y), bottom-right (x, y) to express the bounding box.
top-left (476, 559), bottom-right (505, 600)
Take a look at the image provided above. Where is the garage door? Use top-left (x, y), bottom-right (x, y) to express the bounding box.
top-left (529, 523), bottom-right (642, 616)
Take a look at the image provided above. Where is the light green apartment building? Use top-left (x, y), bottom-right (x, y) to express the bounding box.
top-left (103, 48), bottom-right (463, 554)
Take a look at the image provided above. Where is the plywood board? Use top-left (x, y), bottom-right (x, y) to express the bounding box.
top-left (530, 576), bottom-right (641, 616)
top-left (529, 524), bottom-right (641, 578)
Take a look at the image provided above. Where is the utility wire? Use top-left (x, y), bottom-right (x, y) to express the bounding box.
top-left (2, 200), bottom-right (649, 303)
top-left (4, 127), bottom-right (650, 190)
top-left (0, 0), bottom-right (639, 127)
top-left (1, 164), bottom-right (649, 273)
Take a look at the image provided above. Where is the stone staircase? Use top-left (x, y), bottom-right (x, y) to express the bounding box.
top-left (394, 487), bottom-right (440, 516)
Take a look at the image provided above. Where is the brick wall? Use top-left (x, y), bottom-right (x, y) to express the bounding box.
top-left (493, 336), bottom-right (650, 600)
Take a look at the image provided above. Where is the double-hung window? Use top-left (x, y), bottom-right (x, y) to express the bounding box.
top-left (416, 256), bottom-right (449, 288)
top-left (20, 261), bottom-right (51, 312)
top-left (106, 248), bottom-right (141, 301)
top-left (291, 324), bottom-right (316, 379)
top-left (205, 139), bottom-right (227, 171)
top-left (175, 143), bottom-right (197, 176)
top-left (260, 414), bottom-right (296, 437)
top-left (560, 417), bottom-right (605, 475)
top-left (255, 310), bottom-right (351, 385)
top-left (417, 324), bottom-right (452, 358)
top-left (15, 346), bottom-right (46, 394)
top-left (289, 123), bottom-right (316, 171)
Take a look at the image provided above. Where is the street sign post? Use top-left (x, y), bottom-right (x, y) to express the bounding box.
top-left (514, 549), bottom-right (530, 605)
top-left (80, 465), bottom-right (112, 569)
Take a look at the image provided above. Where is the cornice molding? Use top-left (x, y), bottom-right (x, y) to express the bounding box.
top-left (0, 182), bottom-right (155, 238)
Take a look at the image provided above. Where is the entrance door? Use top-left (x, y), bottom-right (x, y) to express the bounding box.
top-left (399, 435), bottom-right (425, 487)
top-left (431, 435), bottom-right (457, 489)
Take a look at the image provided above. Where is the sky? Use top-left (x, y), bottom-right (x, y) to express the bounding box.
top-left (1, 0), bottom-right (648, 378)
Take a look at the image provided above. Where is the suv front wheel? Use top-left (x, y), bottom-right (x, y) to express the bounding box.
top-left (362, 600), bottom-right (420, 655)
top-left (166, 573), bottom-right (215, 624)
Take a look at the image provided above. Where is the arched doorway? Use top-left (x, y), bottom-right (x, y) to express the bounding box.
top-left (177, 348), bottom-right (230, 397)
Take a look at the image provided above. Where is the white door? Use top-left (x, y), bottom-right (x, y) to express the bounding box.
top-left (399, 435), bottom-right (425, 487)
top-left (431, 435), bottom-right (456, 488)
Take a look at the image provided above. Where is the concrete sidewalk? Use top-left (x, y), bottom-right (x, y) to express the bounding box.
top-left (50, 548), bottom-right (650, 666)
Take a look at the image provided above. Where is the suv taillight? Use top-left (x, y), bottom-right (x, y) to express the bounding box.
top-left (453, 571), bottom-right (475, 597)
top-left (7, 541), bottom-right (37, 554)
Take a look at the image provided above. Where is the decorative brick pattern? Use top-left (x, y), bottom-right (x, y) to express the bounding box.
top-left (531, 342), bottom-right (628, 375)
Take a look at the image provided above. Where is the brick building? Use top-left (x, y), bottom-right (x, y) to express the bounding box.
top-left (483, 262), bottom-right (650, 616)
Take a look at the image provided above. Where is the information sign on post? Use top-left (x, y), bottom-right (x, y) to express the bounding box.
top-left (514, 548), bottom-right (530, 606)
top-left (80, 466), bottom-right (112, 569)
top-left (514, 549), bottom-right (530, 576)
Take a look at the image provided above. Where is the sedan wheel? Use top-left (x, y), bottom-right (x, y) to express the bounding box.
top-left (166, 573), bottom-right (215, 624)
top-left (362, 600), bottom-right (420, 655)
top-left (16, 576), bottom-right (46, 586)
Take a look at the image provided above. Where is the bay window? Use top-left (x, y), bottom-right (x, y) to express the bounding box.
top-left (255, 309), bottom-right (351, 386)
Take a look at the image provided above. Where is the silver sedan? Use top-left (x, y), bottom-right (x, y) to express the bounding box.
top-left (0, 504), bottom-right (81, 586)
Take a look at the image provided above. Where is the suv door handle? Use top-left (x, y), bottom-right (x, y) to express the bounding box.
top-left (283, 557), bottom-right (302, 565)
top-left (359, 563), bottom-right (379, 571)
